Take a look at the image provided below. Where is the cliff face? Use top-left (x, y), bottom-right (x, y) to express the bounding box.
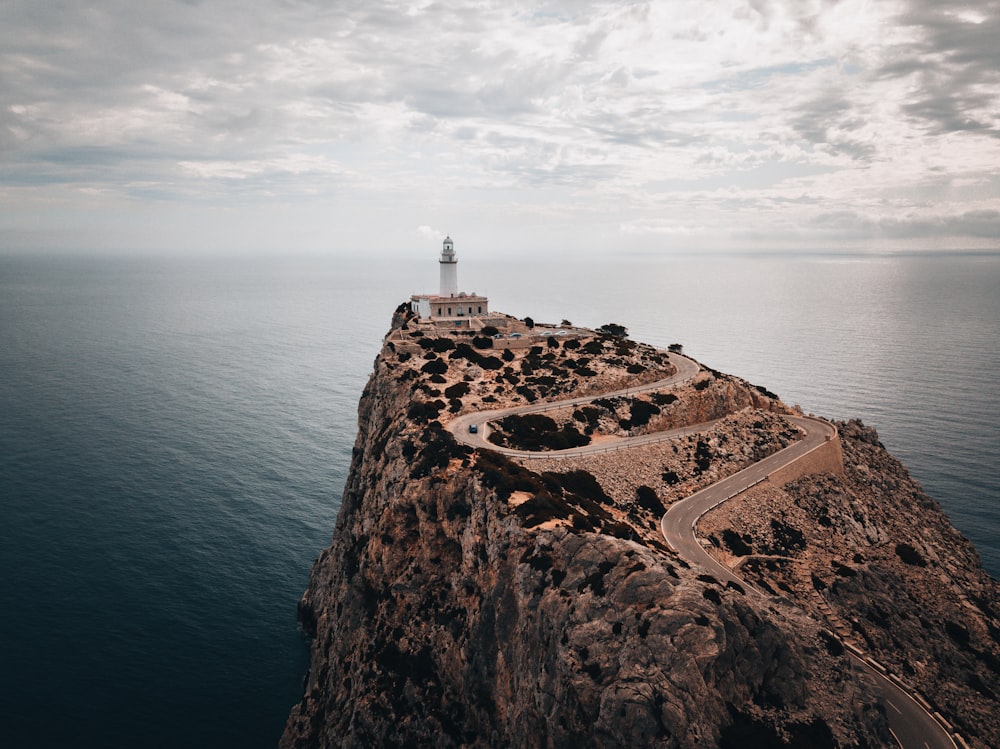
top-left (281, 315), bottom-right (999, 748)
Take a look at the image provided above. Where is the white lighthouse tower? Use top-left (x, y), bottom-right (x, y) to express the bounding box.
top-left (439, 236), bottom-right (458, 297)
top-left (410, 235), bottom-right (489, 324)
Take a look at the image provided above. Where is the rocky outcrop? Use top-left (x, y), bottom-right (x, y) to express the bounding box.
top-left (701, 420), bottom-right (1000, 747)
top-left (281, 313), bottom-right (999, 748)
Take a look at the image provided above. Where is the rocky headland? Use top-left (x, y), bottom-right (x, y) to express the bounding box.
top-left (281, 308), bottom-right (1000, 748)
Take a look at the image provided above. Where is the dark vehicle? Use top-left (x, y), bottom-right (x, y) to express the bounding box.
top-left (469, 424), bottom-right (478, 434)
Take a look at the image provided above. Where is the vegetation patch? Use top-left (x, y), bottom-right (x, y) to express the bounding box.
top-left (407, 400), bottom-right (444, 424)
top-left (488, 413), bottom-right (590, 451)
top-left (444, 381), bottom-right (470, 398)
top-left (694, 440), bottom-right (712, 473)
top-left (409, 423), bottom-right (472, 479)
top-left (722, 529), bottom-right (753, 556)
top-left (542, 470), bottom-right (612, 505)
top-left (629, 398), bottom-right (661, 428)
top-left (895, 542), bottom-right (927, 567)
top-left (421, 358), bottom-right (449, 375)
top-left (651, 392), bottom-right (678, 406)
top-left (768, 518), bottom-right (806, 554)
top-left (635, 485), bottom-right (666, 515)
top-left (473, 452), bottom-right (632, 536)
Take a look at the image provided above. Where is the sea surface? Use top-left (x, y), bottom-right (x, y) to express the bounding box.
top-left (1, 251), bottom-right (997, 748)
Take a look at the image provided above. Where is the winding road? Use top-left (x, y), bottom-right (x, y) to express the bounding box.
top-left (446, 351), bottom-right (960, 749)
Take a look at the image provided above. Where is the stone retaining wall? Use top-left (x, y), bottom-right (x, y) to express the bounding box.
top-left (768, 433), bottom-right (845, 487)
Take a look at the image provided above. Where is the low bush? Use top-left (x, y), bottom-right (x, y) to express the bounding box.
top-left (661, 470), bottom-right (681, 485)
top-left (409, 423), bottom-right (472, 479)
top-left (652, 392), bottom-right (678, 406)
top-left (896, 542), bottom-right (927, 567)
top-left (629, 399), bottom-right (661, 428)
top-left (635, 485), bottom-right (666, 514)
top-left (421, 358), bottom-right (448, 375)
top-left (444, 381), bottom-right (470, 398)
top-left (407, 400), bottom-right (444, 424)
top-left (597, 322), bottom-right (628, 338)
top-left (544, 470), bottom-right (612, 505)
top-left (722, 529), bottom-right (752, 556)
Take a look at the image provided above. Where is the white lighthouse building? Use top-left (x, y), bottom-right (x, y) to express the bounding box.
top-left (439, 236), bottom-right (458, 297)
top-left (410, 236), bottom-right (490, 326)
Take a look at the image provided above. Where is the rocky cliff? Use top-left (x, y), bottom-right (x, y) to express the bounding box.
top-left (281, 311), bottom-right (1000, 748)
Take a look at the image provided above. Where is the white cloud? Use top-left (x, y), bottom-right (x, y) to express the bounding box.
top-left (0, 0), bottom-right (998, 254)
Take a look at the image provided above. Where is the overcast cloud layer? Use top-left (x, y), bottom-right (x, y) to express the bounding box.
top-left (2, 0), bottom-right (999, 255)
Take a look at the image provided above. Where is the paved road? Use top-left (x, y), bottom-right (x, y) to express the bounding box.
top-left (449, 352), bottom-right (701, 456)
top-left (661, 415), bottom-right (957, 749)
top-left (660, 414), bottom-right (835, 586)
top-left (447, 352), bottom-right (959, 749)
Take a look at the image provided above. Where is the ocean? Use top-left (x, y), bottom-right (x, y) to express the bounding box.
top-left (1, 251), bottom-right (997, 748)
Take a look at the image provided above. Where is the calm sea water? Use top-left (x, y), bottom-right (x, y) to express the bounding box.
top-left (1, 251), bottom-right (997, 748)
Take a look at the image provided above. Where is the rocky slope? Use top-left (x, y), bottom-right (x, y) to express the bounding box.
top-left (281, 311), bottom-right (1000, 748)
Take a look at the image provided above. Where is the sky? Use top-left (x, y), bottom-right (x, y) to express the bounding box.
top-left (2, 0), bottom-right (999, 257)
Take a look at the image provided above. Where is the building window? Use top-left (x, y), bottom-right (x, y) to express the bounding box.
top-left (448, 307), bottom-right (451, 315)
top-left (478, 306), bottom-right (482, 313)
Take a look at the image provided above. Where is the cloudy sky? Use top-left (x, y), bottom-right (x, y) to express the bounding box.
top-left (2, 0), bottom-right (998, 257)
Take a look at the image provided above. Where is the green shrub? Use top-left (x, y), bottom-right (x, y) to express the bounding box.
top-left (722, 529), bottom-right (752, 556)
top-left (494, 414), bottom-right (590, 450)
top-left (896, 542), bottom-right (927, 567)
top-left (629, 399), bottom-right (661, 428)
top-left (597, 323), bottom-right (628, 338)
top-left (421, 358), bottom-right (448, 375)
top-left (544, 470), bottom-right (612, 505)
top-left (652, 393), bottom-right (678, 406)
top-left (409, 424), bottom-right (471, 479)
top-left (635, 485), bottom-right (666, 514)
top-left (407, 400), bottom-right (444, 423)
top-left (444, 381), bottom-right (470, 398)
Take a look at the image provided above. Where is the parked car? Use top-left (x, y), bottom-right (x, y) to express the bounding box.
top-left (469, 424), bottom-right (478, 434)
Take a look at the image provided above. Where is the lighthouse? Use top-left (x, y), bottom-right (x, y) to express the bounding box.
top-left (410, 235), bottom-right (490, 325)
top-left (439, 236), bottom-right (458, 297)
